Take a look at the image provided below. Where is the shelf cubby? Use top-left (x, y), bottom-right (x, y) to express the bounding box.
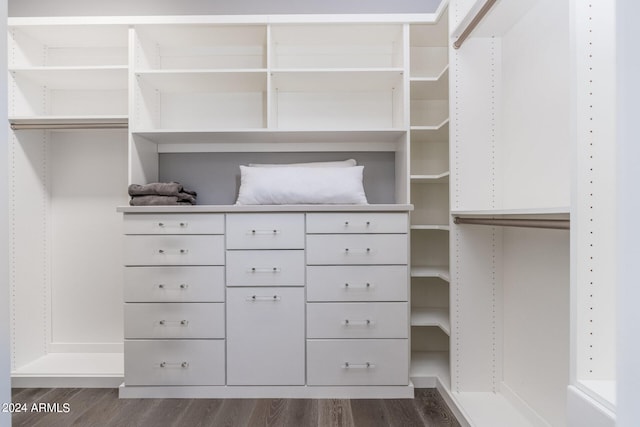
top-left (8, 24), bottom-right (128, 68)
top-left (133, 70), bottom-right (268, 130)
top-left (270, 23), bottom-right (404, 69)
top-left (134, 24), bottom-right (268, 70)
top-left (409, 15), bottom-right (448, 79)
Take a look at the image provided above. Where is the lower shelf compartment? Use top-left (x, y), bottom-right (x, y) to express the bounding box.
top-left (410, 351), bottom-right (450, 389)
top-left (11, 353), bottom-right (124, 388)
top-left (450, 390), bottom-right (548, 427)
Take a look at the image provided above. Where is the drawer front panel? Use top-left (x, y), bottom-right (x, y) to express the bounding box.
top-left (226, 287), bottom-right (305, 385)
top-left (307, 265), bottom-right (408, 302)
top-left (124, 303), bottom-right (225, 339)
top-left (123, 213), bottom-right (224, 235)
top-left (226, 250), bottom-right (304, 286)
top-left (306, 213), bottom-right (408, 234)
top-left (307, 339), bottom-right (409, 386)
top-left (124, 266), bottom-right (224, 302)
top-left (306, 234), bottom-right (408, 265)
top-left (226, 213), bottom-right (304, 249)
top-left (124, 339), bottom-right (225, 386)
top-left (307, 302), bottom-right (408, 339)
top-left (124, 235), bottom-right (224, 266)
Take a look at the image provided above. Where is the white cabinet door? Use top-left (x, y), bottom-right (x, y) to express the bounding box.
top-left (123, 235), bottom-right (224, 266)
top-left (123, 213), bottom-right (225, 235)
top-left (307, 339), bottom-right (409, 386)
top-left (125, 339), bottom-right (225, 386)
top-left (226, 213), bottom-right (305, 249)
top-left (307, 302), bottom-right (408, 339)
top-left (124, 266), bottom-right (225, 302)
top-left (226, 250), bottom-right (304, 286)
top-left (226, 287), bottom-right (305, 385)
top-left (306, 213), bottom-right (408, 234)
top-left (307, 265), bottom-right (408, 302)
top-left (306, 234), bottom-right (408, 265)
top-left (124, 303), bottom-right (225, 339)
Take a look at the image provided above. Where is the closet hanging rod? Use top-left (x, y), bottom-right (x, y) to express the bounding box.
top-left (10, 122), bottom-right (128, 131)
top-left (453, 217), bottom-right (570, 230)
top-left (453, 0), bottom-right (497, 49)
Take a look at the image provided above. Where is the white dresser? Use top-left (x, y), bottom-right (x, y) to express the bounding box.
top-left (120, 206), bottom-right (412, 398)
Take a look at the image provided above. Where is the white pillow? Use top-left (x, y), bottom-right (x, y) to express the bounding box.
top-left (236, 165), bottom-right (368, 205)
top-left (248, 159), bottom-right (356, 168)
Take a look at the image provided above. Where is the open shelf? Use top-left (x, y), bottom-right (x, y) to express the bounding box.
top-left (134, 24), bottom-right (267, 70)
top-left (12, 353), bottom-right (123, 388)
top-left (271, 23), bottom-right (404, 69)
top-left (410, 224), bottom-right (450, 231)
top-left (9, 115), bottom-right (128, 130)
top-left (410, 266), bottom-right (450, 282)
top-left (411, 307), bottom-right (450, 335)
top-left (451, 391), bottom-right (542, 426)
top-left (410, 351), bottom-right (450, 389)
top-left (452, 207), bottom-right (570, 217)
top-left (409, 16), bottom-right (448, 79)
top-left (411, 172), bottom-right (449, 183)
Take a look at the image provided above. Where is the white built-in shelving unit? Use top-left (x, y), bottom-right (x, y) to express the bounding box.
top-left (407, 10), bottom-right (451, 391)
top-left (7, 9), bottom-right (452, 391)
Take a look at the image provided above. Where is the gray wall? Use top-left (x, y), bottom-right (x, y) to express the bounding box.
top-left (9, 0), bottom-right (442, 16)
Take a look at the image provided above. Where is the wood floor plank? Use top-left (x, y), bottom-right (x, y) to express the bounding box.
top-left (383, 398), bottom-right (427, 427)
top-left (9, 387), bottom-right (462, 426)
top-left (317, 399), bottom-right (355, 427)
top-left (12, 388), bottom-right (82, 427)
top-left (171, 399), bottom-right (224, 427)
top-left (32, 388), bottom-right (110, 427)
top-left (210, 398), bottom-right (257, 427)
top-left (281, 399), bottom-right (318, 427)
top-left (413, 389), bottom-right (461, 427)
top-left (349, 399), bottom-right (390, 427)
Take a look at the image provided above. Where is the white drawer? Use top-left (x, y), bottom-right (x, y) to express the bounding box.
top-left (226, 287), bottom-right (305, 385)
top-left (124, 303), bottom-right (225, 339)
top-left (124, 339), bottom-right (225, 386)
top-left (307, 339), bottom-right (409, 386)
top-left (226, 213), bottom-right (304, 249)
top-left (307, 302), bottom-right (408, 339)
top-left (307, 266), bottom-right (408, 302)
top-left (306, 213), bottom-right (408, 234)
top-left (124, 266), bottom-right (224, 302)
top-left (123, 213), bottom-right (224, 235)
top-left (226, 250), bottom-right (304, 287)
top-left (306, 234), bottom-right (408, 265)
top-left (124, 235), bottom-right (224, 266)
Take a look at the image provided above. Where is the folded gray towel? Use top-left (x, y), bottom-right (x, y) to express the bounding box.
top-left (128, 182), bottom-right (197, 197)
top-left (129, 195), bottom-right (194, 206)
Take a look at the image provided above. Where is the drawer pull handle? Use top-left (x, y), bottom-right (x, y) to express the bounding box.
top-left (344, 248), bottom-right (371, 254)
top-left (343, 319), bottom-right (373, 326)
top-left (250, 229), bottom-right (279, 235)
top-left (160, 361), bottom-right (189, 369)
top-left (157, 222), bottom-right (188, 228)
top-left (250, 267), bottom-right (281, 273)
top-left (344, 283), bottom-right (371, 289)
top-left (344, 221), bottom-right (372, 227)
top-left (247, 295), bottom-right (280, 302)
top-left (158, 320), bottom-right (189, 326)
top-left (157, 249), bottom-right (188, 255)
top-left (157, 284), bottom-right (189, 290)
top-left (343, 362), bottom-right (374, 369)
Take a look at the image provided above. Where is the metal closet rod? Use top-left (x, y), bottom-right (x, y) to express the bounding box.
top-left (10, 123), bottom-right (128, 130)
top-left (453, 0), bottom-right (497, 49)
top-left (453, 217), bottom-right (570, 230)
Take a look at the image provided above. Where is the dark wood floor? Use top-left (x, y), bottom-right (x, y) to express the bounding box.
top-left (11, 388), bottom-right (460, 427)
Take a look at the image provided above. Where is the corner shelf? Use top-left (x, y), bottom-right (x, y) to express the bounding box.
top-left (410, 351), bottom-right (450, 389)
top-left (410, 171), bottom-right (450, 183)
top-left (411, 307), bottom-right (450, 335)
top-left (410, 224), bottom-right (450, 231)
top-left (410, 266), bottom-right (450, 282)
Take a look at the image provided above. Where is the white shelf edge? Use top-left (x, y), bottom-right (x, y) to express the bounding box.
top-left (410, 171), bottom-right (450, 183)
top-left (410, 266), bottom-right (450, 282)
top-left (410, 118), bottom-right (450, 131)
top-left (9, 65), bottom-right (128, 72)
top-left (410, 224), bottom-right (450, 231)
top-left (411, 307), bottom-right (450, 335)
top-left (117, 204), bottom-right (414, 213)
top-left (133, 68), bottom-right (268, 75)
top-left (410, 64), bottom-right (449, 82)
top-left (271, 67), bottom-right (405, 73)
top-left (451, 207), bottom-right (570, 216)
